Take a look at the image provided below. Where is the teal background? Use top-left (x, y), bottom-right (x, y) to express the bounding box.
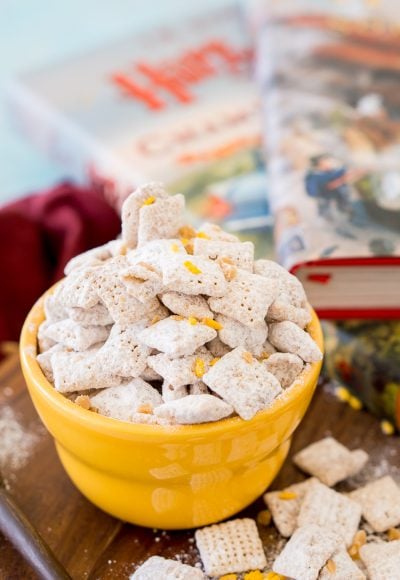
top-left (0, 0), bottom-right (228, 204)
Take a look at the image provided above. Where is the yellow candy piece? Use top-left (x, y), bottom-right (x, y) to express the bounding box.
top-left (184, 260), bottom-right (202, 275)
top-left (210, 357), bottom-right (220, 367)
top-left (381, 420), bottom-right (395, 436)
top-left (219, 575), bottom-right (237, 580)
top-left (334, 385), bottom-right (351, 402)
top-left (188, 317), bottom-right (198, 325)
top-left (278, 490), bottom-right (297, 500)
top-left (142, 196), bottom-right (155, 206)
top-left (193, 358), bottom-right (205, 378)
top-left (244, 571), bottom-right (264, 580)
top-left (348, 396), bottom-right (362, 410)
top-left (170, 243), bottom-right (180, 253)
top-left (196, 231), bottom-right (211, 239)
top-left (202, 317), bottom-right (223, 330)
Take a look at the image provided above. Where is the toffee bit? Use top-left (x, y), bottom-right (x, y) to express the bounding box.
top-left (381, 420), bottom-right (395, 436)
top-left (184, 261), bottom-right (202, 275)
top-left (219, 575), bottom-right (237, 580)
top-left (171, 315), bottom-right (184, 321)
top-left (259, 351), bottom-right (272, 361)
top-left (257, 509), bottom-right (272, 526)
top-left (348, 396), bottom-right (362, 410)
top-left (150, 315), bottom-right (161, 325)
top-left (75, 395), bottom-right (91, 410)
top-left (196, 231), bottom-right (211, 240)
top-left (142, 196), bottom-right (156, 206)
top-left (137, 404), bottom-right (153, 414)
top-left (242, 351), bottom-right (254, 364)
top-left (278, 490), bottom-right (297, 500)
top-left (388, 527), bottom-right (400, 540)
top-left (188, 317), bottom-right (198, 325)
top-left (193, 358), bottom-right (206, 378)
top-left (170, 243), bottom-right (180, 253)
top-left (326, 559), bottom-right (336, 573)
top-left (210, 357), bottom-right (220, 366)
top-left (334, 385), bottom-right (351, 402)
top-left (202, 317), bottom-right (223, 331)
top-left (178, 225), bottom-right (196, 239)
top-left (348, 529), bottom-right (367, 559)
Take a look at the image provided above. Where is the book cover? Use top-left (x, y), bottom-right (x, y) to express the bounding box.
top-left (252, 0), bottom-right (400, 317)
top-left (6, 4), bottom-right (273, 258)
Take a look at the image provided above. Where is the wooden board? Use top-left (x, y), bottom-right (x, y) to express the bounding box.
top-left (1, 344), bottom-right (399, 579)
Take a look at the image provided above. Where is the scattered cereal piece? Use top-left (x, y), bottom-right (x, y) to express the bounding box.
top-left (53, 267), bottom-right (100, 310)
top-left (350, 476), bottom-right (400, 532)
top-left (195, 518), bottom-right (267, 576)
top-left (139, 317), bottom-right (217, 358)
top-left (44, 294), bottom-right (67, 323)
top-left (380, 419), bottom-right (395, 435)
top-left (74, 395), bottom-right (91, 410)
top-left (319, 549), bottom-right (366, 580)
top-left (272, 523), bottom-right (342, 580)
top-left (154, 394), bottom-right (233, 424)
top-left (359, 540), bottom-right (400, 580)
top-left (37, 344), bottom-right (65, 383)
top-left (63, 241), bottom-right (115, 276)
top-left (130, 555), bottom-right (205, 579)
top-left (263, 353), bottom-right (304, 388)
top-left (293, 437), bottom-right (369, 487)
top-left (264, 479), bottom-right (317, 537)
top-left (269, 321), bottom-right (322, 363)
top-left (297, 479), bottom-right (361, 547)
top-left (90, 379), bottom-right (162, 422)
top-left (203, 347), bottom-right (282, 420)
top-left (209, 269), bottom-right (279, 328)
top-left (256, 509), bottom-right (272, 526)
top-left (160, 292), bottom-right (212, 319)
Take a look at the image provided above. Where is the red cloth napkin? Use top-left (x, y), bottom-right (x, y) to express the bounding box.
top-left (0, 183), bottom-right (121, 343)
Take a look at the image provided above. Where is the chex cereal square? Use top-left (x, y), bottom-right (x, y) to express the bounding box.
top-left (272, 524), bottom-right (342, 580)
top-left (203, 347), bottom-right (282, 420)
top-left (195, 518), bottom-right (267, 576)
top-left (293, 437), bottom-right (368, 486)
top-left (130, 555), bottom-right (205, 579)
top-left (297, 479), bottom-right (361, 547)
top-left (264, 477), bottom-right (318, 537)
top-left (350, 476), bottom-right (400, 532)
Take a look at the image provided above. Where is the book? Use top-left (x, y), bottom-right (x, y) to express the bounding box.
top-left (5, 3), bottom-right (273, 259)
top-left (251, 0), bottom-right (400, 318)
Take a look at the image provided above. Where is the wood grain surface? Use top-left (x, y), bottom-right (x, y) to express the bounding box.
top-left (0, 344), bottom-right (399, 579)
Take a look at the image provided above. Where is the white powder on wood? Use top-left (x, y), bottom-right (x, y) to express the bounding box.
top-left (0, 406), bottom-right (40, 472)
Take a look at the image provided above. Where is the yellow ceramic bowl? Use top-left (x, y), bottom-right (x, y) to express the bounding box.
top-left (20, 289), bottom-right (323, 529)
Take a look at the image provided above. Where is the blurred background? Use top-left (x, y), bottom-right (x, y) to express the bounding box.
top-left (0, 0), bottom-right (228, 203)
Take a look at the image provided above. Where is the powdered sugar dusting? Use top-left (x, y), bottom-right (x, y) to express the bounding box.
top-left (0, 406), bottom-right (41, 472)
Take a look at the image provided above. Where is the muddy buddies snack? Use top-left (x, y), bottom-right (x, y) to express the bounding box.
top-left (36, 183), bottom-right (322, 426)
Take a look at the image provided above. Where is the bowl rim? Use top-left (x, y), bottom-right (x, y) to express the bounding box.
top-left (20, 286), bottom-right (324, 439)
